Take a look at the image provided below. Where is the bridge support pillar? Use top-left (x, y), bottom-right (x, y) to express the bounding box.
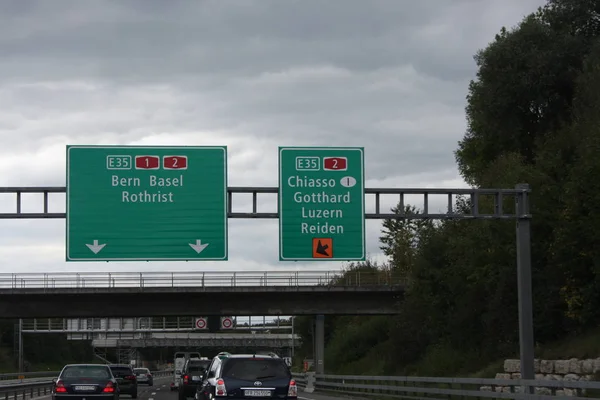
top-left (315, 315), bottom-right (324, 374)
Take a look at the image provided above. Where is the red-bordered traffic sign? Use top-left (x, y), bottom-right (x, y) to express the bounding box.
top-left (195, 317), bottom-right (207, 329)
top-left (221, 317), bottom-right (233, 329)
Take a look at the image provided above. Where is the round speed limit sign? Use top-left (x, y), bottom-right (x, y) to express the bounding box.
top-left (221, 317), bottom-right (233, 329)
top-left (195, 318), bottom-right (207, 329)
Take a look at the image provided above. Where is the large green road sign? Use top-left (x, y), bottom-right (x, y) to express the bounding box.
top-left (66, 145), bottom-right (228, 261)
top-left (278, 147), bottom-right (365, 261)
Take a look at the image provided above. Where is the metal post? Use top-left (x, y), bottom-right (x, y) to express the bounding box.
top-left (315, 315), bottom-right (324, 374)
top-left (515, 183), bottom-right (534, 386)
top-left (291, 316), bottom-right (295, 361)
top-left (18, 319), bottom-right (23, 372)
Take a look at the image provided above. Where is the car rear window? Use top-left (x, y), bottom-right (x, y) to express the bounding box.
top-left (110, 366), bottom-right (133, 377)
top-left (62, 365), bottom-right (111, 379)
top-left (188, 361), bottom-right (210, 373)
top-left (221, 359), bottom-right (290, 381)
top-left (133, 369), bottom-right (148, 374)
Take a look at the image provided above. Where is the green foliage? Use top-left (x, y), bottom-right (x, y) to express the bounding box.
top-left (0, 321), bottom-right (95, 372)
top-left (379, 205), bottom-right (434, 276)
top-left (293, 0), bottom-right (600, 377)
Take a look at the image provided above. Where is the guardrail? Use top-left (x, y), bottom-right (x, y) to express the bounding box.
top-left (0, 371), bottom-right (59, 383)
top-left (294, 373), bottom-right (600, 399)
top-left (0, 270), bottom-right (404, 290)
top-left (0, 370), bottom-right (171, 399)
top-left (0, 381), bottom-right (54, 400)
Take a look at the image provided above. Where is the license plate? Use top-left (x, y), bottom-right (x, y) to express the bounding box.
top-left (244, 390), bottom-right (271, 397)
top-left (74, 385), bottom-right (95, 391)
top-left (192, 376), bottom-right (200, 381)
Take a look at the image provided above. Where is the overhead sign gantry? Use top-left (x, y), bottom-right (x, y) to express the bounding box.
top-left (66, 145), bottom-right (228, 261)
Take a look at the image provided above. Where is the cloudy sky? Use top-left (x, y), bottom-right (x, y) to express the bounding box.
top-left (0, 0), bottom-right (546, 282)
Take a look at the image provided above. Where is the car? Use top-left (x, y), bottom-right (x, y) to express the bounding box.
top-left (52, 363), bottom-right (118, 400)
top-left (179, 358), bottom-right (211, 400)
top-left (108, 364), bottom-right (138, 398)
top-left (196, 352), bottom-right (297, 400)
top-left (133, 368), bottom-right (153, 386)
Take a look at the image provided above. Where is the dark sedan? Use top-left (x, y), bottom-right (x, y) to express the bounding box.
top-left (108, 364), bottom-right (138, 398)
top-left (52, 364), bottom-right (118, 400)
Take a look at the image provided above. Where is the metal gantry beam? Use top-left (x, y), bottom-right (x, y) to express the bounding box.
top-left (0, 184), bottom-right (533, 381)
top-left (0, 186), bottom-right (530, 220)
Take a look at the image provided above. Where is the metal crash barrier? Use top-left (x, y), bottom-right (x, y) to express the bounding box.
top-left (291, 372), bottom-right (600, 399)
top-left (0, 370), bottom-right (171, 399)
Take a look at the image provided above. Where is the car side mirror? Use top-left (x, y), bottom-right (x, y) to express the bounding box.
top-left (52, 378), bottom-right (57, 384)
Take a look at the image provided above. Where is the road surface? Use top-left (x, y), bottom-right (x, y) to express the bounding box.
top-left (18, 375), bottom-right (356, 400)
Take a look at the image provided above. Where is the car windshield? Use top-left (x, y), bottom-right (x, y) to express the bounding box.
top-left (62, 365), bottom-right (111, 379)
top-left (133, 369), bottom-right (148, 374)
top-left (110, 367), bottom-right (132, 377)
top-left (222, 359), bottom-right (290, 381)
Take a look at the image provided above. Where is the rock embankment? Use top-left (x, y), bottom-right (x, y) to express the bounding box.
top-left (479, 358), bottom-right (599, 396)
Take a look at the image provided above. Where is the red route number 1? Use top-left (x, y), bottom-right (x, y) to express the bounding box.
top-left (135, 156), bottom-right (159, 170)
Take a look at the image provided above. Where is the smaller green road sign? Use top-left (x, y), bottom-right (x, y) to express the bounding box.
top-left (66, 145), bottom-right (228, 261)
top-left (278, 147), bottom-right (365, 261)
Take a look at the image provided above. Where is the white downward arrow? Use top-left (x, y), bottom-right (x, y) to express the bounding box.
top-left (85, 240), bottom-right (106, 254)
top-left (189, 239), bottom-right (209, 254)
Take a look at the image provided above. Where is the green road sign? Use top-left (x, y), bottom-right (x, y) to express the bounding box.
top-left (66, 145), bottom-right (228, 261)
top-left (278, 147), bottom-right (365, 261)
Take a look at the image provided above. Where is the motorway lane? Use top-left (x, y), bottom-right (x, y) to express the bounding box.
top-left (145, 383), bottom-right (360, 400)
top-left (299, 393), bottom-right (363, 400)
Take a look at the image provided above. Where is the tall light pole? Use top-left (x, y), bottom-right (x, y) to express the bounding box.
top-left (18, 319), bottom-right (23, 372)
top-left (291, 316), bottom-right (295, 361)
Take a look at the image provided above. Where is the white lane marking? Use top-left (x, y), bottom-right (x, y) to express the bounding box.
top-left (149, 398), bottom-right (154, 400)
top-left (152, 392), bottom-right (156, 395)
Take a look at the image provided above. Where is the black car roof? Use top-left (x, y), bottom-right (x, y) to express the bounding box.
top-left (63, 364), bottom-right (110, 367)
top-left (224, 354), bottom-right (281, 359)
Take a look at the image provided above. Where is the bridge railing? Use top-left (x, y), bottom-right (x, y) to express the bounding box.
top-left (0, 270), bottom-right (405, 289)
top-left (21, 318), bottom-right (294, 332)
top-left (295, 373), bottom-right (600, 398)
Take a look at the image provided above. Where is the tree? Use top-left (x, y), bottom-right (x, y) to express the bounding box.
top-left (455, 6), bottom-right (588, 186)
top-left (379, 204), bottom-right (434, 276)
top-left (291, 0), bottom-right (600, 376)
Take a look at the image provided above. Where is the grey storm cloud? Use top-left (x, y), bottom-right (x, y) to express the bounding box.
top-left (0, 0), bottom-right (546, 273)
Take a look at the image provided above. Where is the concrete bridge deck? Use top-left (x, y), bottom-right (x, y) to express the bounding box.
top-left (0, 271), bottom-right (405, 318)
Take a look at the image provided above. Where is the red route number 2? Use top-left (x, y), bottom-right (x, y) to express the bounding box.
top-left (163, 156), bottom-right (188, 170)
top-left (323, 157), bottom-right (347, 171)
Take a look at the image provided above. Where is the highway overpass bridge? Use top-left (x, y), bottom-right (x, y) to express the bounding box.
top-left (91, 333), bottom-right (301, 348)
top-left (0, 270), bottom-right (404, 318)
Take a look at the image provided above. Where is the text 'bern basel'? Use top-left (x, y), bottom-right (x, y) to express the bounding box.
top-left (111, 175), bottom-right (184, 203)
